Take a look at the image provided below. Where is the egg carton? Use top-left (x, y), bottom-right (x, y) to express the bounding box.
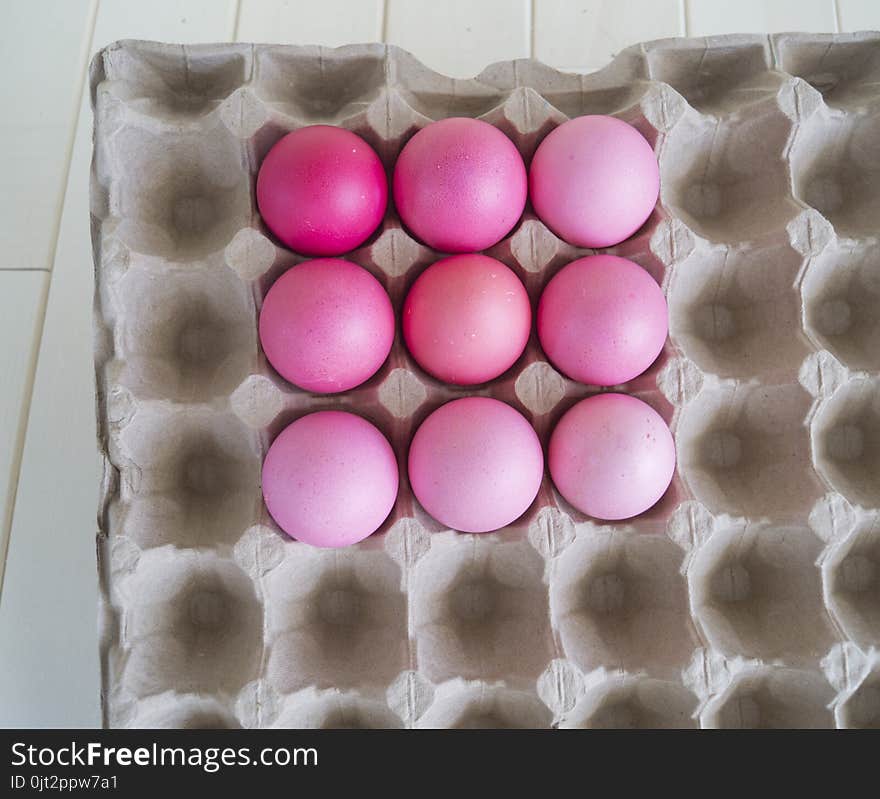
top-left (90, 33), bottom-right (880, 729)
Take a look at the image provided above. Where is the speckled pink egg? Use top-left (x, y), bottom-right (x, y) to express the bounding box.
top-left (538, 255), bottom-right (667, 386)
top-left (393, 117), bottom-right (527, 252)
top-left (403, 254), bottom-right (531, 385)
top-left (408, 397), bottom-right (543, 533)
top-left (530, 115), bottom-right (659, 248)
top-left (262, 411), bottom-right (399, 547)
top-left (549, 393), bottom-right (675, 521)
top-left (256, 125), bottom-right (387, 256)
top-left (259, 258), bottom-right (394, 393)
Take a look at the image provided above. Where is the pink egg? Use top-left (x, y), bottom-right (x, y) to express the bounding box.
top-left (256, 125), bottom-right (387, 256)
top-left (403, 254), bottom-right (531, 385)
top-left (538, 254), bottom-right (667, 386)
top-left (549, 393), bottom-right (675, 521)
top-left (408, 397), bottom-right (544, 533)
top-left (393, 117), bottom-right (527, 252)
top-left (259, 258), bottom-right (394, 393)
top-left (262, 411), bottom-right (399, 547)
top-left (530, 115), bottom-right (659, 248)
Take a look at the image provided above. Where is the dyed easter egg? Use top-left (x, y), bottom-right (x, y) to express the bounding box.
top-left (530, 115), bottom-right (659, 248)
top-left (257, 125), bottom-right (387, 255)
top-left (548, 393), bottom-right (675, 520)
top-left (538, 254), bottom-right (667, 386)
top-left (262, 411), bottom-right (399, 547)
top-left (408, 397), bottom-right (544, 533)
top-left (403, 254), bottom-right (531, 385)
top-left (259, 258), bottom-right (394, 393)
top-left (393, 117), bottom-right (527, 252)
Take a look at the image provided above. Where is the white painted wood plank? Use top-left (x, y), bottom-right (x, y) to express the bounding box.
top-left (0, 271), bottom-right (48, 583)
top-left (686, 0), bottom-right (836, 36)
top-left (0, 1), bottom-right (93, 271)
top-left (385, 0), bottom-right (530, 77)
top-left (237, 0), bottom-right (383, 44)
top-left (0, 0), bottom-right (237, 730)
top-left (90, 0), bottom-right (239, 46)
top-left (837, 0), bottom-right (880, 31)
top-left (534, 0), bottom-right (684, 71)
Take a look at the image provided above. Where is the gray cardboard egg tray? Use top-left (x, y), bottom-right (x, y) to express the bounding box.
top-left (90, 33), bottom-right (880, 729)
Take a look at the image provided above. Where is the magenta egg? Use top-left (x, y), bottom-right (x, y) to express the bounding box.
top-left (259, 258), bottom-right (394, 393)
top-left (408, 397), bottom-right (544, 533)
top-left (530, 115), bottom-right (659, 248)
top-left (538, 254), bottom-right (667, 386)
top-left (393, 117), bottom-right (527, 252)
top-left (262, 411), bottom-right (399, 547)
top-left (256, 125), bottom-right (387, 256)
top-left (403, 254), bottom-right (531, 385)
top-left (549, 393), bottom-right (675, 521)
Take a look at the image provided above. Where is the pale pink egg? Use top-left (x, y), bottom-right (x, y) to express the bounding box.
top-left (549, 393), bottom-right (675, 521)
top-left (393, 117), bottom-right (527, 252)
top-left (259, 258), bottom-right (394, 393)
top-left (256, 125), bottom-right (387, 256)
top-left (403, 254), bottom-right (531, 385)
top-left (262, 411), bottom-right (399, 547)
top-left (538, 254), bottom-right (667, 386)
top-left (408, 397), bottom-right (544, 533)
top-left (530, 115), bottom-right (659, 248)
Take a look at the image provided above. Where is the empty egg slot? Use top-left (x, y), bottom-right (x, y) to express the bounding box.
top-left (645, 39), bottom-right (779, 114)
top-left (538, 81), bottom-right (645, 123)
top-left (272, 689), bottom-right (402, 729)
top-left (254, 45), bottom-right (386, 121)
top-left (836, 662), bottom-right (880, 729)
top-left (668, 238), bottom-right (809, 381)
top-left (702, 667), bottom-right (834, 728)
top-left (127, 693), bottom-right (240, 729)
top-left (561, 676), bottom-right (697, 729)
top-left (824, 516), bottom-right (880, 649)
top-left (550, 531), bottom-right (694, 676)
top-left (802, 242), bottom-right (880, 372)
top-left (775, 34), bottom-right (880, 111)
top-left (418, 683), bottom-right (551, 729)
top-left (113, 261), bottom-right (256, 403)
top-left (105, 121), bottom-right (250, 260)
top-left (389, 46), bottom-right (508, 121)
top-left (677, 382), bottom-right (822, 517)
top-left (115, 407), bottom-right (260, 549)
top-left (119, 548), bottom-right (262, 698)
top-left (791, 109), bottom-right (880, 239)
top-left (263, 547), bottom-right (407, 692)
top-left (690, 524), bottom-right (837, 661)
top-left (813, 377), bottom-right (880, 509)
top-left (100, 41), bottom-right (251, 119)
top-left (411, 536), bottom-right (551, 683)
top-left (662, 100), bottom-right (800, 243)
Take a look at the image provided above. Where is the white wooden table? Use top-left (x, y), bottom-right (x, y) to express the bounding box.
top-left (0, 0), bottom-right (877, 728)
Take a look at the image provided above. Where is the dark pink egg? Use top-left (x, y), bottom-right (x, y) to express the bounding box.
top-left (392, 117), bottom-right (527, 252)
top-left (257, 125), bottom-right (387, 256)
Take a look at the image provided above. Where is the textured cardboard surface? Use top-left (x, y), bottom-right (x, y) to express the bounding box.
top-left (91, 34), bottom-right (880, 728)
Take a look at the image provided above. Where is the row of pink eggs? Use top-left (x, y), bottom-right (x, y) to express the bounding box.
top-left (257, 116), bottom-right (659, 256)
top-left (257, 116), bottom-right (672, 548)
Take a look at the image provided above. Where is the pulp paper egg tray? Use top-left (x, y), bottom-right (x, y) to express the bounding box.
top-left (90, 33), bottom-right (880, 729)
